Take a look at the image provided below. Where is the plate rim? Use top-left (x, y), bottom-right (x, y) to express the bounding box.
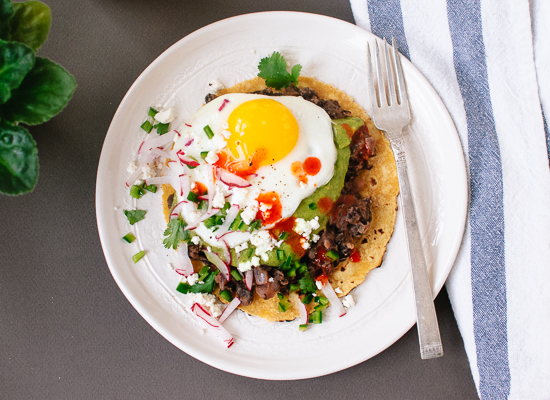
top-left (96, 11), bottom-right (468, 379)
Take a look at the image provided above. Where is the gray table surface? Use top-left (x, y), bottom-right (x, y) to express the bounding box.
top-left (0, 0), bottom-right (479, 398)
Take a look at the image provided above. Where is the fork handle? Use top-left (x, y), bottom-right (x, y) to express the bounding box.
top-left (390, 133), bottom-right (444, 359)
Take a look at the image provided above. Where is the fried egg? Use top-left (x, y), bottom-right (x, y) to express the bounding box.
top-left (169, 93), bottom-right (336, 247)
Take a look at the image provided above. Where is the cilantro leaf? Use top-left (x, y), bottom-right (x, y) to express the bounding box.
top-left (299, 273), bottom-right (317, 294)
top-left (257, 51), bottom-right (302, 90)
top-left (188, 270), bottom-right (219, 294)
top-left (123, 209), bottom-right (146, 225)
top-left (162, 217), bottom-right (190, 249)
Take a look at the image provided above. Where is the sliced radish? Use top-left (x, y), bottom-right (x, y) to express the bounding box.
top-left (144, 176), bottom-right (172, 185)
top-left (177, 242), bottom-right (194, 276)
top-left (298, 300), bottom-right (308, 324)
top-left (191, 303), bottom-right (234, 348)
top-left (218, 297), bottom-right (241, 324)
top-left (205, 165), bottom-right (215, 213)
top-left (184, 138), bottom-right (194, 146)
top-left (244, 270), bottom-right (253, 291)
top-left (179, 173), bottom-right (190, 199)
top-left (215, 204), bottom-right (240, 238)
top-left (220, 239), bottom-right (232, 265)
top-left (216, 167), bottom-right (251, 188)
top-left (319, 280), bottom-right (347, 317)
top-left (203, 250), bottom-right (231, 281)
top-left (140, 130), bottom-right (176, 154)
top-left (150, 147), bottom-right (171, 159)
top-left (218, 98), bottom-right (229, 111)
top-left (185, 207), bottom-right (220, 230)
top-left (176, 150), bottom-right (200, 167)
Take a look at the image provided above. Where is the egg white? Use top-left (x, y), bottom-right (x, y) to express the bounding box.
top-left (169, 93), bottom-right (336, 247)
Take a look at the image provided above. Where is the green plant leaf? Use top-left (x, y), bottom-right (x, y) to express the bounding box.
top-left (0, 39), bottom-right (35, 104)
top-left (9, 1), bottom-right (51, 51)
top-left (0, 118), bottom-right (38, 195)
top-left (0, 0), bottom-right (14, 41)
top-left (0, 56), bottom-right (76, 125)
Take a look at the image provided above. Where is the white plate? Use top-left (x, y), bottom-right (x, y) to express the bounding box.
top-left (96, 12), bottom-right (467, 380)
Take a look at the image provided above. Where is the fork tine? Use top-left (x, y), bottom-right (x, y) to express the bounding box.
top-left (374, 40), bottom-right (386, 107)
top-left (366, 42), bottom-right (378, 109)
top-left (392, 37), bottom-right (408, 108)
top-left (384, 40), bottom-right (397, 107)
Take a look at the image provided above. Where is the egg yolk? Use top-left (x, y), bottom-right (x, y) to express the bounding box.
top-left (226, 99), bottom-right (299, 167)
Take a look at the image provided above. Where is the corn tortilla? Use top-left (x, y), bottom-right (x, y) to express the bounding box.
top-left (163, 76), bottom-right (399, 321)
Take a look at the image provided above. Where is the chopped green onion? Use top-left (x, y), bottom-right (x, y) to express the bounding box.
top-left (154, 122), bottom-right (170, 135)
top-left (308, 203), bottom-right (318, 210)
top-left (289, 283), bottom-right (299, 292)
top-left (326, 249), bottom-right (340, 261)
top-left (230, 268), bottom-right (242, 281)
top-left (314, 303), bottom-right (328, 311)
top-left (238, 221), bottom-right (248, 232)
top-left (132, 250), bottom-right (145, 263)
top-left (278, 231), bottom-right (289, 241)
top-left (148, 107), bottom-right (158, 117)
top-left (187, 191), bottom-right (200, 203)
top-left (285, 255), bottom-right (293, 268)
top-left (143, 183), bottom-right (157, 193)
top-left (140, 120), bottom-right (153, 133)
top-left (299, 324), bottom-right (309, 332)
top-left (249, 219), bottom-right (263, 232)
top-left (301, 293), bottom-right (313, 305)
top-left (317, 296), bottom-right (329, 306)
top-left (198, 266), bottom-right (210, 281)
top-left (122, 233), bottom-right (136, 243)
top-left (240, 247), bottom-right (254, 262)
top-left (310, 310), bottom-right (323, 324)
top-left (277, 249), bottom-right (285, 261)
top-left (200, 151), bottom-right (209, 159)
top-left (204, 215), bottom-right (223, 229)
top-left (220, 290), bottom-right (233, 302)
top-left (297, 262), bottom-right (308, 274)
top-left (130, 184), bottom-right (145, 199)
top-left (203, 125), bottom-right (214, 139)
top-left (176, 282), bottom-right (190, 294)
top-left (287, 267), bottom-right (296, 278)
top-left (277, 293), bottom-right (290, 312)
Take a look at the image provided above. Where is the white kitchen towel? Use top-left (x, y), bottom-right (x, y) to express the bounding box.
top-left (349, 0), bottom-right (550, 398)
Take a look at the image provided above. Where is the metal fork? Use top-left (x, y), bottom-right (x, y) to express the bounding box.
top-left (366, 38), bottom-right (443, 359)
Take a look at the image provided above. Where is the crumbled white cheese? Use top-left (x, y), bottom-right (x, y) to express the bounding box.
top-left (211, 133), bottom-right (227, 150)
top-left (220, 129), bottom-right (231, 139)
top-left (238, 261), bottom-right (253, 272)
top-left (316, 280), bottom-right (324, 290)
top-left (312, 234), bottom-right (320, 243)
top-left (186, 273), bottom-right (200, 286)
top-left (294, 216), bottom-right (320, 237)
top-left (250, 230), bottom-right (274, 261)
top-left (237, 256), bottom-right (259, 272)
top-left (301, 238), bottom-right (311, 250)
top-left (155, 107), bottom-right (175, 123)
top-left (259, 203), bottom-right (272, 212)
top-left (127, 161), bottom-right (138, 173)
top-left (268, 277), bottom-right (274, 283)
top-left (235, 242), bottom-right (249, 253)
top-left (190, 293), bottom-right (223, 318)
top-left (222, 122), bottom-right (229, 130)
top-left (212, 182), bottom-right (226, 208)
top-left (205, 150), bottom-right (219, 165)
top-left (208, 79), bottom-right (225, 93)
top-left (191, 236), bottom-right (201, 245)
top-left (335, 287), bottom-right (343, 294)
top-left (142, 164), bottom-right (156, 179)
top-left (241, 200), bottom-right (259, 225)
top-left (342, 295), bottom-right (356, 309)
top-left (230, 187), bottom-right (249, 208)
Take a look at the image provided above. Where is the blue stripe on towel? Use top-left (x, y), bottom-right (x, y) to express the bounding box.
top-left (543, 110), bottom-right (550, 164)
top-left (366, 0), bottom-right (410, 59)
top-left (446, 0), bottom-right (510, 398)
